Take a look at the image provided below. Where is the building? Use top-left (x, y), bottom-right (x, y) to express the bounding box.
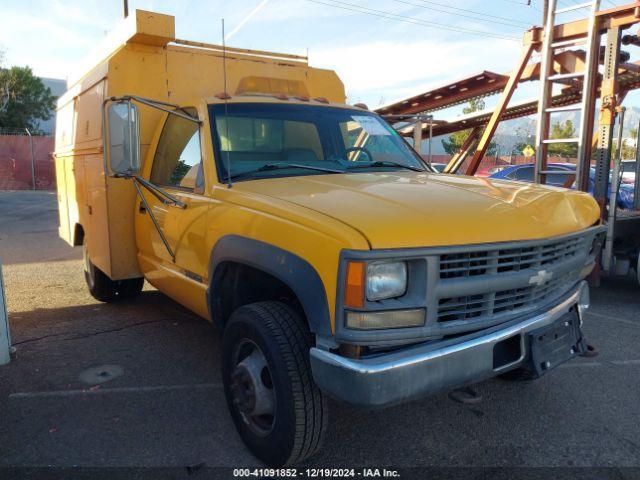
top-left (35, 77), bottom-right (67, 136)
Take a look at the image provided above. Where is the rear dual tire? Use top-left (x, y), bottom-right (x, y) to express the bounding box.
top-left (222, 301), bottom-right (327, 467)
top-left (83, 239), bottom-right (143, 302)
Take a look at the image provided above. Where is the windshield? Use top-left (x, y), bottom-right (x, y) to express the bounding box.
top-left (209, 103), bottom-right (428, 182)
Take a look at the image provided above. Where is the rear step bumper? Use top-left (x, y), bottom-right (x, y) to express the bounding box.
top-left (310, 281), bottom-right (589, 407)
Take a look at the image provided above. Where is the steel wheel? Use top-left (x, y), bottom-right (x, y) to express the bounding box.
top-left (229, 338), bottom-right (276, 437)
top-left (221, 301), bottom-right (327, 466)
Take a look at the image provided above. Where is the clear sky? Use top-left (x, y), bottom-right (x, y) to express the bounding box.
top-left (0, 0), bottom-right (634, 111)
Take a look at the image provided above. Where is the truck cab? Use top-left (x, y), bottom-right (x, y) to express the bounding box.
top-left (56, 10), bottom-right (605, 467)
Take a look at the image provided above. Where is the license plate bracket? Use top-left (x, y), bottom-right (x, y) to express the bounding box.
top-left (527, 308), bottom-right (586, 378)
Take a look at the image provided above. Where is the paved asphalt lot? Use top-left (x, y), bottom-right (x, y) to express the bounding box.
top-left (1, 191), bottom-right (640, 474)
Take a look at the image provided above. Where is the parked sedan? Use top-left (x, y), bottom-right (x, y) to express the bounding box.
top-left (476, 164), bottom-right (510, 177)
top-left (489, 163), bottom-right (635, 210)
top-left (621, 160), bottom-right (637, 185)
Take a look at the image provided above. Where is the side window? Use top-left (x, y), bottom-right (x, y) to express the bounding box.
top-left (150, 108), bottom-right (203, 191)
top-left (546, 168), bottom-right (574, 186)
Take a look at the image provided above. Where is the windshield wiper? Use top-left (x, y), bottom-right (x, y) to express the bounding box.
top-left (345, 160), bottom-right (425, 172)
top-left (229, 163), bottom-right (344, 181)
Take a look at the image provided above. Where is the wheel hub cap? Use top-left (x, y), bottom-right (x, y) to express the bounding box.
top-left (230, 349), bottom-right (274, 419)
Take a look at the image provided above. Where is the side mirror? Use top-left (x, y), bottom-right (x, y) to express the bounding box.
top-left (106, 101), bottom-right (140, 176)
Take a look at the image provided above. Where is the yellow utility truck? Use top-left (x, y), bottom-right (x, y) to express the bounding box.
top-left (56, 10), bottom-right (605, 466)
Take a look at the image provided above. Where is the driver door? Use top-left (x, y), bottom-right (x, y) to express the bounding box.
top-left (135, 108), bottom-right (211, 316)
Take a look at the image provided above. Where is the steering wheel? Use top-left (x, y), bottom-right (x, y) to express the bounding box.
top-left (345, 146), bottom-right (373, 163)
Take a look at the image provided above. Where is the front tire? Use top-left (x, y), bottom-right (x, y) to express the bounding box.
top-left (83, 239), bottom-right (143, 302)
top-left (222, 301), bottom-right (327, 467)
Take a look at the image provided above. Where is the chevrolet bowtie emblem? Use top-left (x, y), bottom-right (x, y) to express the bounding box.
top-left (529, 269), bottom-right (554, 286)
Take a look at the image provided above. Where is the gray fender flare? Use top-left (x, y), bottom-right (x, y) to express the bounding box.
top-left (207, 235), bottom-right (332, 336)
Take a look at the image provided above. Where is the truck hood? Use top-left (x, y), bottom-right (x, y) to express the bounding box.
top-left (237, 172), bottom-right (600, 249)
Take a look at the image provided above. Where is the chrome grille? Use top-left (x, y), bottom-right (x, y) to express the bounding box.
top-left (440, 235), bottom-right (589, 279)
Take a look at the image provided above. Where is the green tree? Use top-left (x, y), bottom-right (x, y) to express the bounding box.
top-left (511, 126), bottom-right (533, 156)
top-left (441, 99), bottom-right (497, 156)
top-left (0, 47), bottom-right (6, 112)
top-left (513, 142), bottom-right (528, 155)
top-left (613, 127), bottom-right (638, 160)
top-left (169, 160), bottom-right (190, 185)
top-left (0, 66), bottom-right (56, 133)
top-left (548, 120), bottom-right (578, 158)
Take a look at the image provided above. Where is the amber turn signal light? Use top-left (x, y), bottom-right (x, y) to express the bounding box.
top-left (344, 261), bottom-right (365, 308)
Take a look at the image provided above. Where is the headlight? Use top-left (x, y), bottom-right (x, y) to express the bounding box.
top-left (366, 261), bottom-right (407, 301)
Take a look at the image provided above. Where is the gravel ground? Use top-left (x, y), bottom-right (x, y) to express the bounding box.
top-left (1, 191), bottom-right (639, 477)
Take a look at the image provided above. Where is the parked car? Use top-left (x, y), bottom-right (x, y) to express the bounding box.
top-left (621, 160), bottom-right (637, 185)
top-left (477, 164), bottom-right (509, 177)
top-left (489, 163), bottom-right (635, 210)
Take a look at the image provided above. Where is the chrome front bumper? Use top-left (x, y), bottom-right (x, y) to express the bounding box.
top-left (310, 282), bottom-right (589, 407)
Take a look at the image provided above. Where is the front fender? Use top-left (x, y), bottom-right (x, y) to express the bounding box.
top-left (207, 235), bottom-right (332, 336)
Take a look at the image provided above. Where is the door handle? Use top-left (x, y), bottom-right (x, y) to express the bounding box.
top-left (139, 204), bottom-right (146, 214)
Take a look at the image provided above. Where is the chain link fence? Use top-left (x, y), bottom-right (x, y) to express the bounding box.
top-left (0, 127), bottom-right (55, 190)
